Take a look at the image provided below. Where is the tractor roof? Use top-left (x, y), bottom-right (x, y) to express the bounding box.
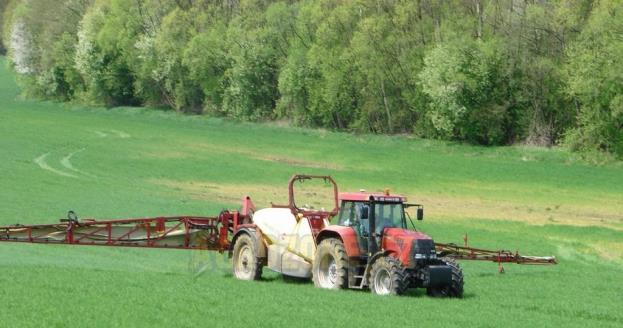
top-left (339, 192), bottom-right (407, 203)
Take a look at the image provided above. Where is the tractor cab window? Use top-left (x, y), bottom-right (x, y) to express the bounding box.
top-left (338, 201), bottom-right (370, 232)
top-left (374, 202), bottom-right (405, 234)
top-left (337, 201), bottom-right (355, 226)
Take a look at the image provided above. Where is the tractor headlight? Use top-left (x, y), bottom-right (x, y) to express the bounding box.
top-left (414, 251), bottom-right (437, 260)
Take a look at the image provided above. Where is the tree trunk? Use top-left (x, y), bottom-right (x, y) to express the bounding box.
top-left (380, 79), bottom-right (392, 133)
top-left (475, 0), bottom-right (483, 40)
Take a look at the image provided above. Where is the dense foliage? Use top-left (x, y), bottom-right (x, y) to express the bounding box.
top-left (0, 0), bottom-right (8, 54)
top-left (2, 0), bottom-right (622, 158)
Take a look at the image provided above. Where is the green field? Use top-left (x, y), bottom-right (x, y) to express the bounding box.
top-left (1, 57), bottom-right (622, 327)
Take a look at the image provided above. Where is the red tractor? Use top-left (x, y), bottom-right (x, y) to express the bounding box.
top-left (312, 191), bottom-right (461, 296)
top-left (229, 175), bottom-right (461, 296)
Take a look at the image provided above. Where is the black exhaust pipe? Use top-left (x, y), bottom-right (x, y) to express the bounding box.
top-left (368, 196), bottom-right (378, 255)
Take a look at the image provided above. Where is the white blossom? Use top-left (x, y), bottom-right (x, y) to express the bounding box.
top-left (9, 20), bottom-right (36, 74)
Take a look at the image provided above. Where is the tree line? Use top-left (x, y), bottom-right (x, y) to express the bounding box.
top-left (1, 0), bottom-right (622, 159)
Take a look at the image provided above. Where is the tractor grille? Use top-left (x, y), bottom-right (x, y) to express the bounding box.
top-left (413, 239), bottom-right (436, 260)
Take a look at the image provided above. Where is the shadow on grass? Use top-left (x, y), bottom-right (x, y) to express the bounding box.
top-left (216, 272), bottom-right (476, 300)
top-left (402, 288), bottom-right (475, 299)
top-left (276, 275), bottom-right (477, 299)
top-left (280, 274), bottom-right (310, 284)
top-left (475, 269), bottom-right (558, 278)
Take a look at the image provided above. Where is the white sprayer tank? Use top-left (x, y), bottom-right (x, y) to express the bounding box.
top-left (252, 208), bottom-right (323, 278)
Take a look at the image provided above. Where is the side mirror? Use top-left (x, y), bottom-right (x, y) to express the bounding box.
top-left (417, 208), bottom-right (424, 221)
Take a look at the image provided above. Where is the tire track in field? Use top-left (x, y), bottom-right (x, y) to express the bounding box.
top-left (110, 130), bottom-right (131, 138)
top-left (35, 149), bottom-right (97, 179)
top-left (60, 149), bottom-right (97, 178)
top-left (36, 129), bottom-right (130, 178)
top-left (34, 153), bottom-right (78, 178)
top-left (94, 130), bottom-right (131, 138)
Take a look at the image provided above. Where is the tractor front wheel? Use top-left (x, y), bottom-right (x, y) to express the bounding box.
top-left (232, 234), bottom-right (262, 281)
top-left (312, 238), bottom-right (348, 290)
top-left (369, 256), bottom-right (408, 295)
top-left (426, 257), bottom-right (464, 298)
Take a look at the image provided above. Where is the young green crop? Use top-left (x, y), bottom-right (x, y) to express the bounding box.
top-left (0, 58), bottom-right (621, 327)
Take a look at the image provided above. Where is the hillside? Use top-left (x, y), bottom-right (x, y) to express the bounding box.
top-left (2, 0), bottom-right (623, 157)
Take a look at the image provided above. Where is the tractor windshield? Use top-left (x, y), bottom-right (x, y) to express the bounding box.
top-left (373, 202), bottom-right (406, 233)
top-left (337, 201), bottom-right (406, 233)
top-left (337, 200), bottom-right (406, 254)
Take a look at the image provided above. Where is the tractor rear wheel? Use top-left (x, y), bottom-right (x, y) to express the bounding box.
top-left (426, 257), bottom-right (464, 298)
top-left (369, 256), bottom-right (408, 295)
top-left (232, 234), bottom-right (262, 281)
top-left (312, 238), bottom-right (348, 290)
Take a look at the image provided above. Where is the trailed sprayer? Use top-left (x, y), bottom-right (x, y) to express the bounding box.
top-left (0, 175), bottom-right (556, 296)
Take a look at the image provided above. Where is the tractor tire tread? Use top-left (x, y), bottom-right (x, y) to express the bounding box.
top-left (312, 238), bottom-right (348, 289)
top-left (232, 234), bottom-right (263, 281)
top-left (369, 256), bottom-right (409, 295)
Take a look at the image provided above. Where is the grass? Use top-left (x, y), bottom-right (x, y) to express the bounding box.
top-left (1, 57), bottom-right (622, 327)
